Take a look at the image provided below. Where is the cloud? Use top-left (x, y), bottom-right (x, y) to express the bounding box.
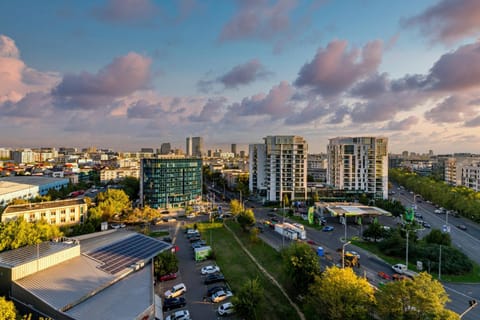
top-left (349, 91), bottom-right (425, 123)
top-left (52, 52), bottom-right (152, 110)
top-left (294, 40), bottom-right (383, 97)
top-left (424, 95), bottom-right (479, 123)
top-left (92, 0), bottom-right (159, 24)
top-left (426, 41), bottom-right (480, 92)
top-left (465, 116), bottom-right (480, 127)
top-left (0, 34), bottom-right (60, 103)
top-left (349, 73), bottom-right (389, 99)
top-left (403, 0), bottom-right (480, 45)
top-left (228, 81), bottom-right (294, 118)
top-left (219, 59), bottom-right (271, 89)
top-left (126, 99), bottom-right (164, 119)
top-left (284, 99), bottom-right (330, 125)
top-left (0, 92), bottom-right (52, 118)
top-left (219, 0), bottom-right (299, 42)
top-left (197, 59), bottom-right (271, 92)
top-left (0, 35), bottom-right (20, 58)
top-left (384, 116), bottom-right (419, 130)
top-left (189, 97), bottom-right (227, 122)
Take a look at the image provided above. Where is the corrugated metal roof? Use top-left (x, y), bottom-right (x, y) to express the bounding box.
top-left (0, 242), bottom-right (76, 268)
top-left (3, 198), bottom-right (86, 214)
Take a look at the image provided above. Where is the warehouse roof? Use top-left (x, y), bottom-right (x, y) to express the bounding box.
top-left (0, 241), bottom-right (77, 268)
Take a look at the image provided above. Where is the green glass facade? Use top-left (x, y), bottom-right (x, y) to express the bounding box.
top-left (141, 158), bottom-right (203, 209)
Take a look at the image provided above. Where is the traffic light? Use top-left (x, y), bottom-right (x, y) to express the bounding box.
top-left (469, 299), bottom-right (477, 307)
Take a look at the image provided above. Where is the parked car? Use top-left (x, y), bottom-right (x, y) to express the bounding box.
top-left (218, 302), bottom-right (235, 316)
top-left (201, 265), bottom-right (220, 275)
top-left (159, 272), bottom-right (177, 282)
top-left (207, 285), bottom-right (228, 297)
top-left (211, 290), bottom-right (233, 303)
top-left (162, 237), bottom-right (173, 243)
top-left (414, 212), bottom-right (423, 219)
top-left (165, 310), bottom-right (190, 320)
top-left (164, 283), bottom-right (187, 299)
top-left (457, 224), bottom-right (467, 231)
top-left (163, 297), bottom-right (186, 311)
top-left (204, 273), bottom-right (225, 285)
top-left (322, 226), bottom-right (334, 232)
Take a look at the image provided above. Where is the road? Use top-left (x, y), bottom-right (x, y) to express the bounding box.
top-left (251, 202), bottom-right (479, 319)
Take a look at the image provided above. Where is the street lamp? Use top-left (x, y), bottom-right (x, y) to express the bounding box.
top-left (342, 241), bottom-right (351, 268)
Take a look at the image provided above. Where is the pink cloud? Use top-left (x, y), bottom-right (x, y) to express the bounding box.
top-left (404, 0), bottom-right (480, 45)
top-left (219, 59), bottom-right (271, 89)
top-left (92, 0), bottom-right (159, 23)
top-left (0, 34), bottom-right (59, 103)
top-left (427, 41), bottom-right (480, 92)
top-left (384, 116), bottom-right (419, 130)
top-left (230, 81), bottom-right (294, 118)
top-left (294, 40), bottom-right (383, 97)
top-left (52, 52), bottom-right (152, 109)
top-left (424, 95), bottom-right (479, 123)
top-left (219, 0), bottom-right (299, 42)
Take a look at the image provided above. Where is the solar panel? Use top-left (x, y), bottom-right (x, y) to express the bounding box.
top-left (84, 234), bottom-right (169, 274)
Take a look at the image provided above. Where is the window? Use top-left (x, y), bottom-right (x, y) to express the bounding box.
top-left (70, 215), bottom-right (76, 222)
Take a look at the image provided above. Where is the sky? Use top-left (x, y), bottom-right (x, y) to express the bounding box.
top-left (2, 0), bottom-right (480, 154)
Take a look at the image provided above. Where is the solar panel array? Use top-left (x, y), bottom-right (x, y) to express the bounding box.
top-left (84, 234), bottom-right (169, 274)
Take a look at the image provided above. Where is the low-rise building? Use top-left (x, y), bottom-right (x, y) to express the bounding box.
top-left (1, 198), bottom-right (87, 225)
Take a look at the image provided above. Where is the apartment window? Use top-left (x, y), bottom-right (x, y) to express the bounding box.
top-left (61, 217), bottom-right (66, 223)
top-left (50, 218), bottom-right (56, 224)
top-left (70, 215), bottom-right (76, 222)
top-left (61, 209), bottom-right (66, 215)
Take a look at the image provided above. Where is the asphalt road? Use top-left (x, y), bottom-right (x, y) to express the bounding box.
top-left (252, 203), bottom-right (479, 319)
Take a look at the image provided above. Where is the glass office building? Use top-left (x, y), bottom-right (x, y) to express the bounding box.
top-left (140, 157), bottom-right (203, 209)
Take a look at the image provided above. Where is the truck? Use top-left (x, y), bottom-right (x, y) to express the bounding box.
top-left (283, 222), bottom-right (307, 240)
top-left (194, 246), bottom-right (212, 261)
top-left (391, 263), bottom-right (418, 279)
top-left (343, 252), bottom-right (360, 268)
top-left (274, 224), bottom-right (298, 240)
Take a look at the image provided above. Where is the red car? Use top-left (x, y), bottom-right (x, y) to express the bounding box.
top-left (377, 271), bottom-right (392, 280)
top-left (306, 239), bottom-right (315, 245)
top-left (159, 272), bottom-right (177, 282)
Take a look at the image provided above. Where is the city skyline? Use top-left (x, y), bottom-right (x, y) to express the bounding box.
top-left (1, 0), bottom-right (480, 154)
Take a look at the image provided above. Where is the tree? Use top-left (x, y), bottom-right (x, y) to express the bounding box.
top-left (89, 189), bottom-right (131, 221)
top-left (282, 241), bottom-right (320, 296)
top-left (230, 199), bottom-right (243, 216)
top-left (237, 209), bottom-right (255, 231)
top-left (154, 251), bottom-right (178, 278)
top-left (0, 296), bottom-right (17, 320)
top-left (425, 229), bottom-right (452, 246)
top-left (118, 177), bottom-right (140, 201)
top-left (304, 266), bottom-right (375, 320)
top-left (375, 272), bottom-right (453, 320)
top-left (363, 221), bottom-right (387, 242)
top-left (231, 278), bottom-right (264, 320)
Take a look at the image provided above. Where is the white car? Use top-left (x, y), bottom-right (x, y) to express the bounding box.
top-left (164, 283), bottom-right (187, 299)
top-left (211, 290), bottom-right (233, 303)
top-left (165, 310), bottom-right (190, 320)
top-left (201, 265), bottom-right (220, 275)
top-left (218, 302), bottom-right (235, 316)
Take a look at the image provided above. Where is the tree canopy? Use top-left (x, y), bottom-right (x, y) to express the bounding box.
top-left (305, 266), bottom-right (375, 320)
top-left (154, 251), bottom-right (178, 278)
top-left (231, 278), bottom-right (264, 320)
top-left (0, 218), bottom-right (62, 252)
top-left (89, 189), bottom-right (131, 221)
top-left (237, 209), bottom-right (256, 231)
top-left (282, 241), bottom-right (320, 296)
top-left (0, 296), bottom-right (17, 320)
top-left (375, 272), bottom-right (455, 320)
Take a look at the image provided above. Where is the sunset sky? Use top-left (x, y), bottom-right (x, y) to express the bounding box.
top-left (2, 0), bottom-right (480, 154)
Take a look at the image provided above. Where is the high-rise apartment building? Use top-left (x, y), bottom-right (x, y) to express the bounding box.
top-left (186, 137), bottom-right (204, 158)
top-left (140, 156), bottom-right (202, 209)
top-left (327, 136), bottom-right (388, 199)
top-left (249, 135), bottom-right (308, 202)
top-left (12, 149), bottom-right (35, 164)
top-left (231, 144), bottom-right (237, 156)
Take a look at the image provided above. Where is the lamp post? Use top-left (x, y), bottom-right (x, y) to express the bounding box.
top-left (342, 214), bottom-right (348, 243)
top-left (406, 230), bottom-right (409, 268)
top-left (342, 241), bottom-right (351, 268)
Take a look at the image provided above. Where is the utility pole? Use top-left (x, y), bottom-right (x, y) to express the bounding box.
top-left (439, 244), bottom-right (442, 280)
top-left (406, 230), bottom-right (409, 268)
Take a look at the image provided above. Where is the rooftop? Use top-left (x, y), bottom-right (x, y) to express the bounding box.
top-left (319, 202), bottom-right (392, 217)
top-left (0, 241), bottom-right (77, 268)
top-left (3, 198), bottom-right (86, 214)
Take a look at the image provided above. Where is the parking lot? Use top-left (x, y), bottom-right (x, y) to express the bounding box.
top-left (156, 219), bottom-right (235, 320)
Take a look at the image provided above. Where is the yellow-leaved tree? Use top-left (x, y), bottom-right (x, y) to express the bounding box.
top-left (304, 266), bottom-right (375, 320)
